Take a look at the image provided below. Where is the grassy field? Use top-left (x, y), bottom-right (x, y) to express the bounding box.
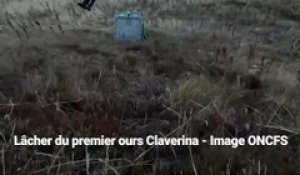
top-left (0, 0), bottom-right (300, 174)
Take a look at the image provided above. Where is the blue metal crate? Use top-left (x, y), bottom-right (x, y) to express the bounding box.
top-left (115, 11), bottom-right (145, 42)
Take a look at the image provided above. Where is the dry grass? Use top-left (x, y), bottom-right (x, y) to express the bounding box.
top-left (0, 0), bottom-right (299, 174)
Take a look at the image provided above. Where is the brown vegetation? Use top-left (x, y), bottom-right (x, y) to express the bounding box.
top-left (0, 0), bottom-right (300, 174)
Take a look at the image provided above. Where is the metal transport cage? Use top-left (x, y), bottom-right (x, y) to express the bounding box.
top-left (114, 11), bottom-right (147, 42)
